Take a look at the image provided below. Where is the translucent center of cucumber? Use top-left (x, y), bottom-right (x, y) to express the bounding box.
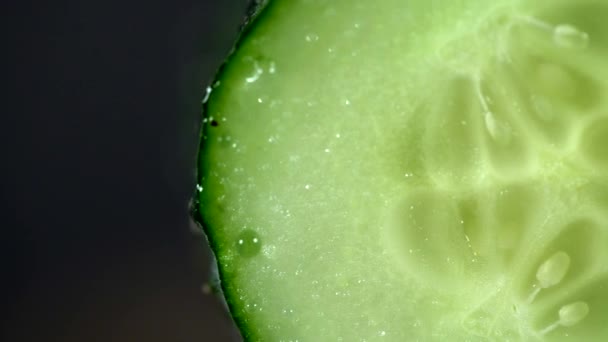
top-left (386, 3), bottom-right (608, 340)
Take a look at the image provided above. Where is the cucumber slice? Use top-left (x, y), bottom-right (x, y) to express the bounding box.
top-left (193, 0), bottom-right (608, 340)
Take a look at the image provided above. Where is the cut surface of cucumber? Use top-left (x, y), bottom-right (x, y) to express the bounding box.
top-left (194, 0), bottom-right (608, 340)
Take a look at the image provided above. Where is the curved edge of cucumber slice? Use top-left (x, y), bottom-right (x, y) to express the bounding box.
top-left (190, 1), bottom-right (275, 339)
top-left (191, 0), bottom-right (608, 340)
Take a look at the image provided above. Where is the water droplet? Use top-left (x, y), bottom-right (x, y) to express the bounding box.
top-left (202, 86), bottom-right (213, 103)
top-left (553, 24), bottom-right (589, 49)
top-left (305, 33), bottom-right (319, 42)
top-left (245, 63), bottom-right (263, 83)
top-left (244, 57), bottom-right (277, 83)
top-left (235, 229), bottom-right (262, 257)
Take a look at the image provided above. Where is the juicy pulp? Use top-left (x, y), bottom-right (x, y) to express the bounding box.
top-left (195, 0), bottom-right (608, 340)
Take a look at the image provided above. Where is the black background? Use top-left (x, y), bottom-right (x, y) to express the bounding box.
top-left (3, 0), bottom-right (248, 340)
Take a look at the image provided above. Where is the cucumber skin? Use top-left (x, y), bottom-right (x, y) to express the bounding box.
top-left (191, 2), bottom-right (273, 340)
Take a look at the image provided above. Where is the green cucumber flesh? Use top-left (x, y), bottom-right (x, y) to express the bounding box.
top-left (194, 0), bottom-right (608, 340)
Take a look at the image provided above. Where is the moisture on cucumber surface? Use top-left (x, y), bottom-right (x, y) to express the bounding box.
top-left (193, 0), bottom-right (608, 341)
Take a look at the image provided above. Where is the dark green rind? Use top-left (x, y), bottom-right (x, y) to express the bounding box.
top-left (190, 1), bottom-right (277, 340)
